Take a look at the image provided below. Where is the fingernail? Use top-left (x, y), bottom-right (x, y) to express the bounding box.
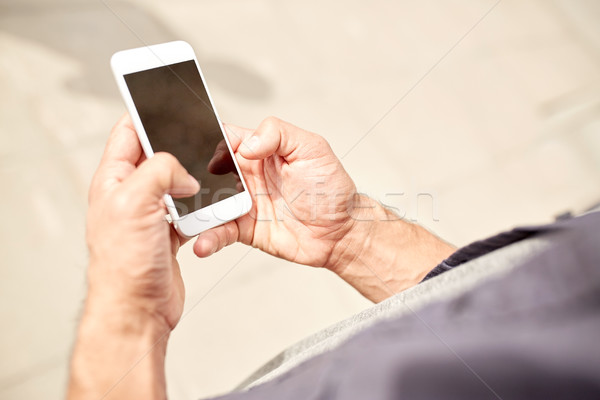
top-left (244, 135), bottom-right (260, 152)
top-left (187, 174), bottom-right (200, 191)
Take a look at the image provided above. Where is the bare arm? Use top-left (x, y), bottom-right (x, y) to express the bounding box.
top-left (329, 195), bottom-right (455, 302)
top-left (68, 299), bottom-right (169, 399)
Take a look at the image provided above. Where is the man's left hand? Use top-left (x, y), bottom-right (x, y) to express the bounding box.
top-left (68, 114), bottom-right (199, 400)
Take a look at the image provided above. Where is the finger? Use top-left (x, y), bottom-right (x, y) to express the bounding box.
top-left (192, 220), bottom-right (240, 257)
top-left (238, 116), bottom-right (315, 161)
top-left (135, 151), bottom-right (147, 168)
top-left (170, 224), bottom-right (192, 251)
top-left (124, 152), bottom-right (200, 201)
top-left (222, 123), bottom-right (253, 152)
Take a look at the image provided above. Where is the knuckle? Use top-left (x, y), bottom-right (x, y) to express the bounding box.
top-left (110, 190), bottom-right (133, 215)
top-left (225, 222), bottom-right (238, 245)
top-left (262, 116), bottom-right (282, 130)
top-left (152, 152), bottom-right (182, 176)
top-left (153, 152), bottom-right (178, 166)
top-left (315, 134), bottom-right (329, 147)
top-left (221, 226), bottom-right (231, 247)
top-left (311, 134), bottom-right (331, 152)
top-left (263, 115), bottom-right (281, 124)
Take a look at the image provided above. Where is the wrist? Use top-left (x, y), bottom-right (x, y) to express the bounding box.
top-left (327, 194), bottom-right (388, 274)
top-left (85, 257), bottom-right (179, 332)
top-left (82, 293), bottom-right (171, 340)
top-left (328, 195), bottom-right (455, 302)
top-left (68, 297), bottom-right (170, 400)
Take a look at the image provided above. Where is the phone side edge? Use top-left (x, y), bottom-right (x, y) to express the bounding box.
top-left (110, 50), bottom-right (181, 222)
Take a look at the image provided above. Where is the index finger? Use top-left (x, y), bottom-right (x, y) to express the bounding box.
top-left (222, 123), bottom-right (253, 152)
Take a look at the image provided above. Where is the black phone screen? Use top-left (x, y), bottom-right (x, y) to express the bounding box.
top-left (124, 60), bottom-right (243, 216)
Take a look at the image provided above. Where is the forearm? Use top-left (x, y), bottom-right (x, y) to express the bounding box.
top-left (330, 195), bottom-right (456, 303)
top-left (68, 297), bottom-right (169, 400)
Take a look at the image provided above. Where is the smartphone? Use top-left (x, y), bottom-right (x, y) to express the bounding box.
top-left (111, 41), bottom-right (252, 237)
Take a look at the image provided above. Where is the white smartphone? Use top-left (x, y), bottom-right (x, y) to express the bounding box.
top-left (111, 41), bottom-right (252, 237)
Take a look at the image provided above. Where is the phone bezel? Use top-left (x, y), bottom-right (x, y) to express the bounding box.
top-left (111, 40), bottom-right (252, 237)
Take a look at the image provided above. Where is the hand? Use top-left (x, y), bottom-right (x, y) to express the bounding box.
top-left (85, 114), bottom-right (199, 330)
top-left (195, 117), bottom-right (455, 302)
top-left (69, 115), bottom-right (200, 400)
top-left (194, 116), bottom-right (359, 270)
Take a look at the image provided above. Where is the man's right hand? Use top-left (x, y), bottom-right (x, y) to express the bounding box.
top-left (195, 116), bottom-right (359, 271)
top-left (195, 117), bottom-right (455, 302)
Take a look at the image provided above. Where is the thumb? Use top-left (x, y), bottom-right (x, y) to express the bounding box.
top-left (125, 152), bottom-right (200, 200)
top-left (239, 116), bottom-right (313, 162)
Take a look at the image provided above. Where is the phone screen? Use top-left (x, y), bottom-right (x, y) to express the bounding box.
top-left (124, 60), bottom-right (243, 216)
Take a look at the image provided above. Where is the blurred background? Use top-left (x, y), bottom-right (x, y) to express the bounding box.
top-left (1, 0), bottom-right (599, 398)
